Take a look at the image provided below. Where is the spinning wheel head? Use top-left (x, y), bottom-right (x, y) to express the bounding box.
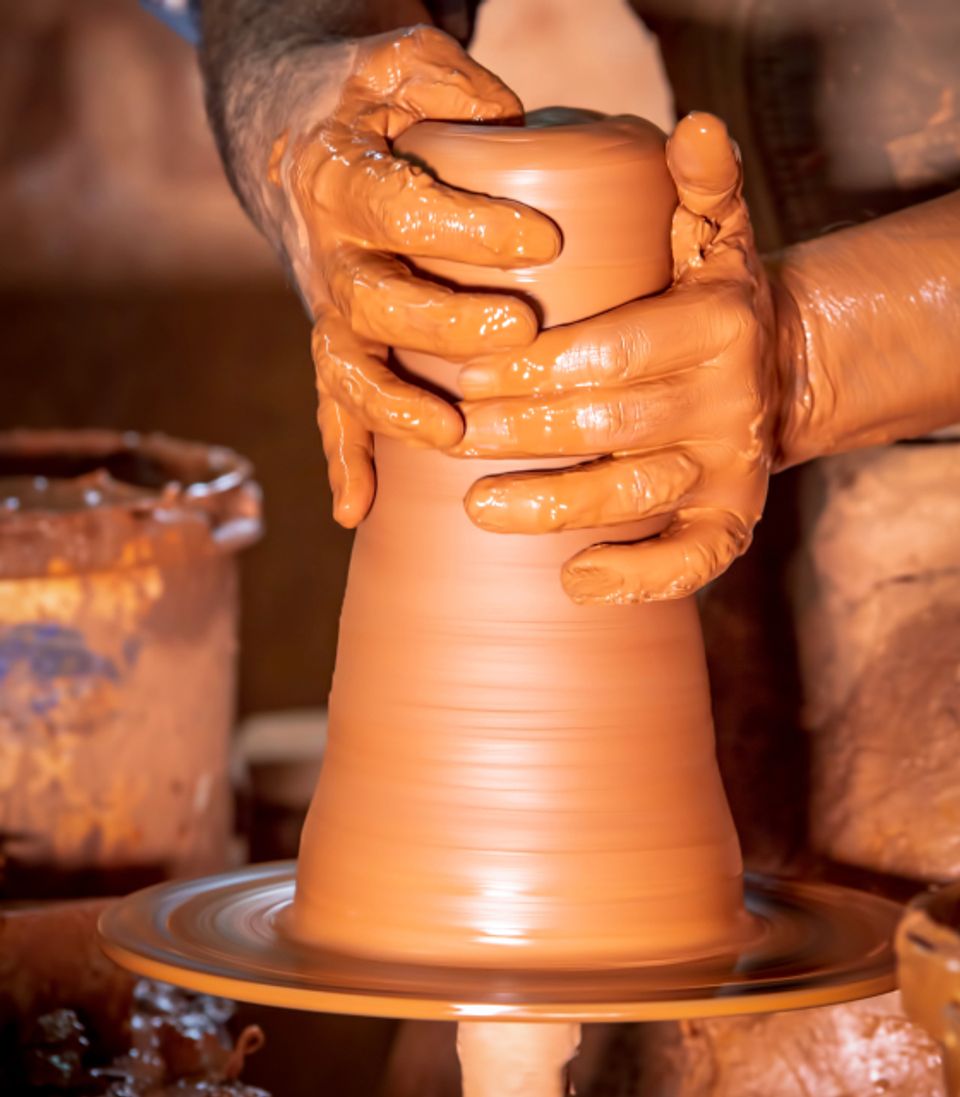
top-left (99, 863), bottom-right (898, 1022)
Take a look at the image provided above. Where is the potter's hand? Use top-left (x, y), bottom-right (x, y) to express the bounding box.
top-left (453, 105), bottom-right (960, 604)
top-left (454, 113), bottom-right (778, 603)
top-left (202, 21), bottom-right (559, 526)
top-left (289, 31), bottom-right (562, 526)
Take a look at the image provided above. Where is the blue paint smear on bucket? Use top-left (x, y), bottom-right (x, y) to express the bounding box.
top-left (0, 623), bottom-right (120, 683)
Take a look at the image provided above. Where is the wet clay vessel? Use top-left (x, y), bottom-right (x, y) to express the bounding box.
top-left (290, 112), bottom-right (757, 966)
top-left (98, 116), bottom-right (901, 1097)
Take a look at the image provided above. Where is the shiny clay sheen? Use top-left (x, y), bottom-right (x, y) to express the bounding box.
top-left (289, 113), bottom-right (759, 966)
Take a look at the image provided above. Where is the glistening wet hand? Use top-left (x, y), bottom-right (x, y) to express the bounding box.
top-left (453, 113), bottom-right (784, 604)
top-left (268, 26), bottom-right (560, 526)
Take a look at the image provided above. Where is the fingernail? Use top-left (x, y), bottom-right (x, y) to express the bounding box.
top-left (465, 482), bottom-right (509, 531)
top-left (418, 402), bottom-right (463, 449)
top-left (441, 407), bottom-right (466, 447)
top-left (333, 495), bottom-right (361, 530)
top-left (487, 309), bottom-right (538, 349)
top-left (459, 365), bottom-right (497, 398)
top-left (668, 113), bottom-right (738, 193)
top-left (457, 406), bottom-right (501, 456)
top-left (562, 564), bottom-right (622, 603)
top-left (514, 215), bottom-right (562, 265)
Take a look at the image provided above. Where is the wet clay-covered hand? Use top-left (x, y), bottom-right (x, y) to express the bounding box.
top-left (200, 18), bottom-right (559, 526)
top-left (283, 30), bottom-right (561, 525)
top-left (456, 113), bottom-right (960, 604)
top-left (455, 112), bottom-right (777, 603)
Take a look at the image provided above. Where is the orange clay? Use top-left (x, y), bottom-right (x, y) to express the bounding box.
top-left (307, 105), bottom-right (959, 604)
top-left (453, 113), bottom-right (960, 603)
top-left (264, 25), bottom-right (560, 525)
top-left (98, 863), bottom-right (900, 1022)
top-left (451, 112), bottom-right (778, 604)
top-left (287, 113), bottom-right (760, 970)
top-left (774, 190), bottom-right (960, 468)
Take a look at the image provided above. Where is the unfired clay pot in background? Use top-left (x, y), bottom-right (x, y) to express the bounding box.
top-left (291, 113), bottom-right (756, 967)
top-left (898, 880), bottom-right (960, 1096)
top-left (0, 430), bottom-right (261, 895)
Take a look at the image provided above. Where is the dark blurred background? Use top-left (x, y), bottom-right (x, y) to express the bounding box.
top-left (3, 0), bottom-right (958, 868)
top-left (0, 0), bottom-right (354, 718)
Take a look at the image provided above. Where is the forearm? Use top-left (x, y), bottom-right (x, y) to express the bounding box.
top-left (198, 0), bottom-right (431, 235)
top-left (771, 191), bottom-right (960, 469)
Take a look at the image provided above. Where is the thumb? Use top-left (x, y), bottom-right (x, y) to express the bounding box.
top-left (355, 26), bottom-right (524, 136)
top-left (666, 112), bottom-right (741, 222)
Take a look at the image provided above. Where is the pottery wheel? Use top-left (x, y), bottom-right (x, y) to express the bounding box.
top-left (99, 862), bottom-right (898, 1022)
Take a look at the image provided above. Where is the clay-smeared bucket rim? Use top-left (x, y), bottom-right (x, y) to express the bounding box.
top-left (0, 429), bottom-right (262, 579)
top-left (896, 881), bottom-right (960, 1046)
top-left (897, 882), bottom-right (960, 963)
top-left (99, 863), bottom-right (900, 1023)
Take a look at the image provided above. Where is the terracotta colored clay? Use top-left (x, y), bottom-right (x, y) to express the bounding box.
top-left (1, 899), bottom-right (134, 1044)
top-left (774, 190), bottom-right (960, 468)
top-left (289, 112), bottom-right (757, 967)
top-left (253, 26), bottom-right (561, 527)
top-left (99, 864), bottom-right (900, 1021)
top-left (447, 112), bottom-right (776, 604)
top-left (440, 123), bottom-right (960, 606)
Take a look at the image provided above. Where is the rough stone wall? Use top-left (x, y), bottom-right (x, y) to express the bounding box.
top-left (795, 443), bottom-right (960, 880)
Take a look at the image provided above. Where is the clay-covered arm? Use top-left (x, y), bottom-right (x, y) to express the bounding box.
top-left (197, 1), bottom-right (559, 525)
top-left (772, 192), bottom-right (960, 469)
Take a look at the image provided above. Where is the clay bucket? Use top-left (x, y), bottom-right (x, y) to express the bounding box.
top-left (291, 113), bottom-right (754, 966)
top-left (897, 882), bottom-right (960, 1096)
top-left (0, 430), bottom-right (261, 897)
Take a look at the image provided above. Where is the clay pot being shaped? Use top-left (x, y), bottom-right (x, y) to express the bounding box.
top-left (290, 112), bottom-right (755, 966)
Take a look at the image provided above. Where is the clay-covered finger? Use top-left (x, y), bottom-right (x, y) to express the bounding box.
top-left (316, 386), bottom-right (375, 528)
top-left (326, 246), bottom-right (539, 356)
top-left (317, 125), bottom-right (560, 269)
top-left (366, 26), bottom-right (526, 126)
top-left (464, 450), bottom-right (701, 534)
top-left (666, 113), bottom-right (741, 223)
top-left (561, 508), bottom-right (752, 604)
top-left (666, 113), bottom-right (758, 282)
top-left (312, 314), bottom-right (463, 449)
top-left (331, 26), bottom-right (552, 267)
top-left (458, 287), bottom-right (749, 398)
top-left (454, 380), bottom-right (701, 459)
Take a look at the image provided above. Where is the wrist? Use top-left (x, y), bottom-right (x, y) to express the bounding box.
top-left (764, 257), bottom-right (816, 471)
top-left (765, 198), bottom-right (960, 470)
top-left (213, 39), bottom-right (357, 264)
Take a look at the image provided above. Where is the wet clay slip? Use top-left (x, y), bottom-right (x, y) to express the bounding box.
top-left (98, 118), bottom-right (901, 1091)
top-left (290, 112), bottom-right (758, 966)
